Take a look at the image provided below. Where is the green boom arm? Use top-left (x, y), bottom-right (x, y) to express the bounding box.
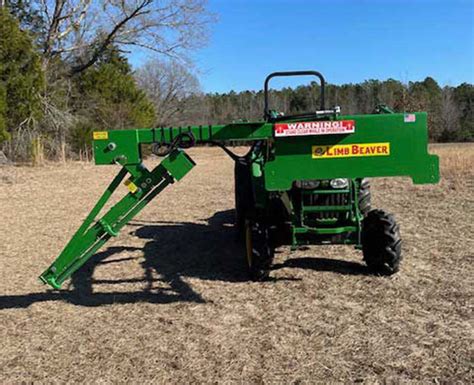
top-left (91, 122), bottom-right (272, 166)
top-left (39, 150), bottom-right (196, 289)
top-left (39, 123), bottom-right (266, 289)
top-left (40, 113), bottom-right (439, 289)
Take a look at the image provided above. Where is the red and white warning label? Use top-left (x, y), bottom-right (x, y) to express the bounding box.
top-left (274, 120), bottom-right (355, 137)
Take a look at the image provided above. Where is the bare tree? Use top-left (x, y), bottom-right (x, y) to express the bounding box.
top-left (441, 86), bottom-right (461, 136)
top-left (135, 58), bottom-right (200, 125)
top-left (35, 0), bottom-right (213, 74)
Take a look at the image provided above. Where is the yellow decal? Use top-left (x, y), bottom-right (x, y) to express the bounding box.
top-left (93, 131), bottom-right (109, 140)
top-left (312, 142), bottom-right (390, 158)
top-left (124, 180), bottom-right (138, 194)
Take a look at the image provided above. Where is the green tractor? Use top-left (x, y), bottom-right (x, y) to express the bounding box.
top-left (40, 71), bottom-right (439, 289)
top-left (235, 72), bottom-right (404, 280)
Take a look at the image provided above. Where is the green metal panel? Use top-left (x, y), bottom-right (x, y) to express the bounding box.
top-left (161, 150), bottom-right (196, 181)
top-left (264, 112), bottom-right (439, 191)
top-left (93, 130), bottom-right (141, 165)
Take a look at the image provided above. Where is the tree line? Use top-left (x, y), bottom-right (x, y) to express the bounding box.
top-left (0, 0), bottom-right (211, 162)
top-left (170, 78), bottom-right (473, 143)
top-left (0, 2), bottom-right (472, 163)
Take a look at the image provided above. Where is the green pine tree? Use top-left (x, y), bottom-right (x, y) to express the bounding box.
top-left (0, 8), bottom-right (44, 145)
top-left (71, 46), bottom-right (155, 154)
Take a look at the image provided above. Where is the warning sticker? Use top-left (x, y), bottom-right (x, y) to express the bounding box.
top-left (312, 142), bottom-right (390, 158)
top-left (274, 120), bottom-right (355, 137)
top-left (93, 131), bottom-right (109, 140)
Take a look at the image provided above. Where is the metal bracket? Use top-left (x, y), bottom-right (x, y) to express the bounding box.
top-left (98, 219), bottom-right (118, 237)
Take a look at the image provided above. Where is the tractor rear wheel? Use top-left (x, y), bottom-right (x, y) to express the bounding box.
top-left (358, 178), bottom-right (371, 217)
top-left (361, 209), bottom-right (402, 275)
top-left (244, 220), bottom-right (274, 281)
top-left (234, 159), bottom-right (253, 237)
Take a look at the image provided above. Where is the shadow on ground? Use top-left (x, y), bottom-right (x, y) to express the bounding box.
top-left (0, 209), bottom-right (370, 309)
top-left (272, 257), bottom-right (370, 276)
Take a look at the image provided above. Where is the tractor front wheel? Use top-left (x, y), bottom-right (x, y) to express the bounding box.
top-left (361, 209), bottom-right (402, 275)
top-left (245, 220), bottom-right (274, 281)
top-left (358, 178), bottom-right (371, 217)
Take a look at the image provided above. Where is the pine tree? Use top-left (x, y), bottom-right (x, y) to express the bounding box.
top-left (0, 8), bottom-right (43, 148)
top-left (71, 46), bottom-right (155, 155)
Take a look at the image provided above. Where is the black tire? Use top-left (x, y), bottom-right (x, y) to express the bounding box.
top-left (245, 220), bottom-right (274, 281)
top-left (361, 209), bottom-right (402, 275)
top-left (234, 159), bottom-right (253, 236)
top-left (358, 178), bottom-right (371, 217)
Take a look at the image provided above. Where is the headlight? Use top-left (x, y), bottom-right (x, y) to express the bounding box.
top-left (330, 178), bottom-right (349, 189)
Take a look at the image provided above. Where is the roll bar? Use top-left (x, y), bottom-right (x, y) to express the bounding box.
top-left (263, 71), bottom-right (326, 120)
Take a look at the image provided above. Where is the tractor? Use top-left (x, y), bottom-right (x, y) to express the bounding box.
top-left (40, 71), bottom-right (439, 289)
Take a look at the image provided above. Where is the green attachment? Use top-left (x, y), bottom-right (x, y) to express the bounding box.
top-left (264, 113), bottom-right (439, 191)
top-left (92, 113), bottom-right (438, 192)
top-left (39, 149), bottom-right (195, 290)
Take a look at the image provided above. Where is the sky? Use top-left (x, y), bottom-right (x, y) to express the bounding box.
top-left (133, 0), bottom-right (474, 93)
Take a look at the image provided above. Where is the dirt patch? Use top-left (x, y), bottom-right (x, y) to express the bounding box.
top-left (0, 144), bottom-right (472, 383)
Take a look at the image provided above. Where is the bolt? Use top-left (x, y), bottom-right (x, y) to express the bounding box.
top-left (107, 142), bottom-right (117, 151)
top-left (114, 155), bottom-right (127, 165)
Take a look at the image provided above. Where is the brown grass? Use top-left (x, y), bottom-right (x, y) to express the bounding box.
top-left (0, 144), bottom-right (472, 383)
top-left (430, 143), bottom-right (474, 189)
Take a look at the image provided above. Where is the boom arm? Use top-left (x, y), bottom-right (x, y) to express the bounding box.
top-left (92, 122), bottom-right (272, 166)
top-left (40, 122), bottom-right (270, 289)
top-left (39, 150), bottom-right (195, 289)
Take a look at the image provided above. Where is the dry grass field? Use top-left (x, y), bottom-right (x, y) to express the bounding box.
top-left (0, 144), bottom-right (472, 383)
